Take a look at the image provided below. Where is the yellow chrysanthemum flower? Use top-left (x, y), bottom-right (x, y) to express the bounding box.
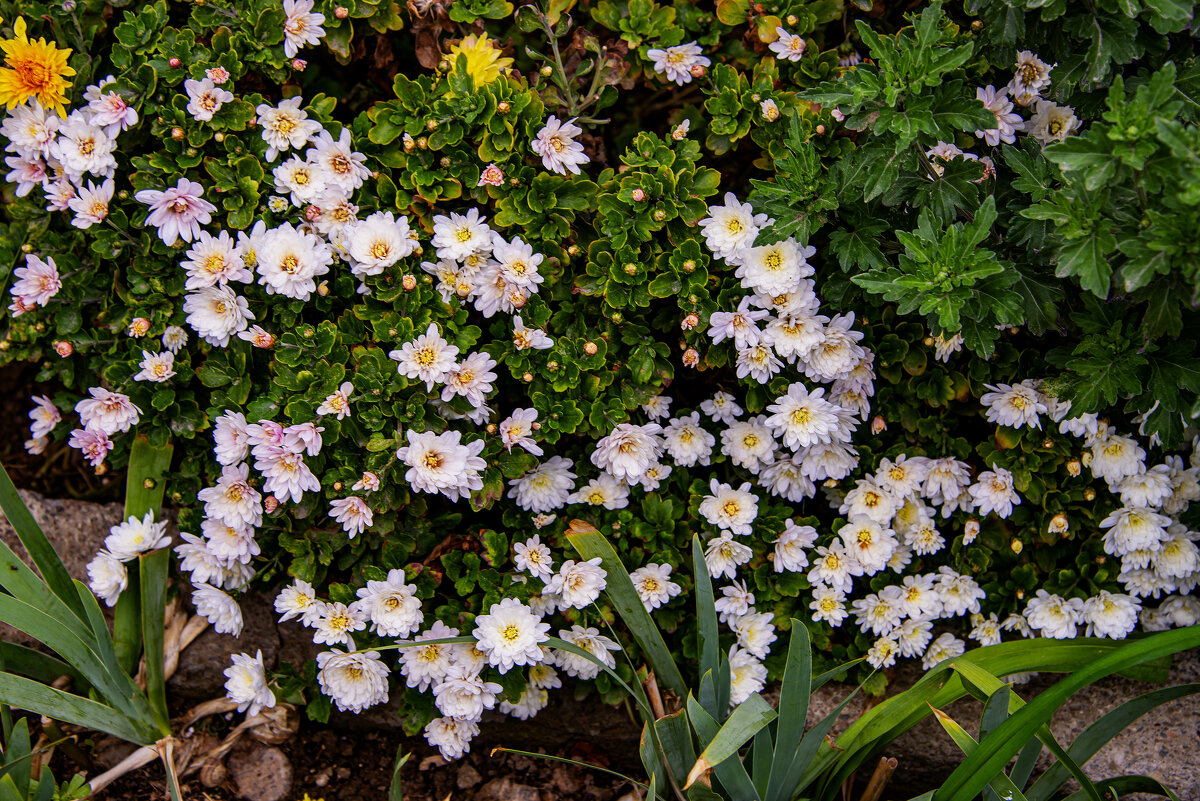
top-left (443, 33), bottom-right (513, 89)
top-left (0, 18), bottom-right (76, 116)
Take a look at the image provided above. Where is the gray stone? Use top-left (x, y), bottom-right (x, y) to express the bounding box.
top-left (228, 742), bottom-right (293, 801)
top-left (455, 762), bottom-right (482, 789)
top-left (473, 777), bottom-right (540, 801)
top-left (168, 592), bottom-right (281, 703)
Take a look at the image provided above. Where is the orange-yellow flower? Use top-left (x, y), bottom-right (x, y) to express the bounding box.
top-left (0, 18), bottom-right (75, 115)
top-left (443, 33), bottom-right (512, 90)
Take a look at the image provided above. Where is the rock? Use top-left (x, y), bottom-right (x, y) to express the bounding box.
top-left (169, 592), bottom-right (281, 703)
top-left (474, 777), bottom-right (540, 801)
top-left (0, 490), bottom-right (124, 646)
top-left (228, 742), bottom-right (293, 801)
top-left (456, 762), bottom-right (482, 789)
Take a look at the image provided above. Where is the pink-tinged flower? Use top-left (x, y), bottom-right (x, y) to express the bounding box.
top-left (8, 254), bottom-right (60, 315)
top-left (135, 178), bottom-right (217, 246)
top-left (330, 496), bottom-right (373, 538)
top-left (974, 85), bottom-right (1024, 147)
top-left (86, 79), bottom-right (139, 136)
top-left (127, 317), bottom-right (151, 337)
top-left (316, 381), bottom-right (353, 419)
top-left (54, 341), bottom-right (73, 357)
top-left (254, 445), bottom-right (320, 504)
top-left (236, 325), bottom-right (276, 349)
top-left (4, 153), bottom-right (47, 196)
top-left (69, 428), bottom-right (113, 467)
top-left (477, 164), bottom-right (504, 186)
top-left (531, 116), bottom-right (589, 175)
top-left (206, 66), bottom-right (230, 84)
top-left (683, 348), bottom-right (700, 367)
top-left (499, 408), bottom-right (542, 456)
top-left (283, 0), bottom-right (326, 58)
top-left (29, 395), bottom-right (60, 440)
top-left (353, 471), bottom-right (380, 492)
top-left (75, 388), bottom-right (141, 435)
top-left (185, 78), bottom-right (235, 122)
top-left (67, 178), bottom-right (115, 229)
top-left (769, 28), bottom-right (806, 61)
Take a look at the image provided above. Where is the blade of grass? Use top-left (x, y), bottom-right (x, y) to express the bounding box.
top-left (0, 463), bottom-right (87, 624)
top-left (491, 747), bottom-right (651, 790)
top-left (566, 521), bottom-right (688, 698)
top-left (0, 643), bottom-right (81, 686)
top-left (690, 537), bottom-right (719, 713)
top-left (1059, 775), bottom-right (1180, 801)
top-left (685, 694), bottom-right (759, 801)
top-left (766, 621), bottom-right (811, 801)
top-left (0, 673), bottom-right (153, 745)
top-left (928, 706), bottom-right (1029, 801)
top-left (685, 694), bottom-right (776, 789)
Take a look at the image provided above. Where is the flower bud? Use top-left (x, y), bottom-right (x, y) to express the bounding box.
top-left (652, 209), bottom-right (667, 221)
top-left (485, 424), bottom-right (497, 434)
top-left (497, 101), bottom-right (511, 114)
top-left (623, 263), bottom-right (638, 275)
top-left (426, 119), bottom-right (439, 131)
top-left (631, 188), bottom-right (646, 202)
top-left (683, 348), bottom-right (700, 367)
top-left (964, 519), bottom-right (980, 544)
top-left (1066, 459), bottom-right (1081, 477)
top-left (291, 58), bottom-right (307, 71)
top-left (567, 244), bottom-right (580, 256)
top-left (316, 281), bottom-right (330, 297)
top-left (214, 132), bottom-right (225, 143)
top-left (95, 462), bottom-right (108, 476)
top-left (816, 124), bottom-right (826, 135)
top-left (1010, 538), bottom-right (1023, 554)
top-left (55, 341), bottom-right (73, 357)
top-left (1048, 513), bottom-right (1069, 533)
top-left (402, 274), bottom-right (417, 291)
top-left (332, 482), bottom-right (343, 491)
top-left (335, 5), bottom-right (349, 17)
top-left (1084, 488), bottom-right (1096, 501)
top-left (403, 134), bottom-right (415, 152)
top-left (583, 341), bottom-right (598, 356)
top-left (440, 156), bottom-right (451, 168)
top-left (786, 14), bottom-right (798, 24)
top-left (456, 282), bottom-right (471, 297)
top-left (128, 317), bottom-right (151, 337)
top-left (871, 416), bottom-right (886, 434)
top-left (305, 204), bottom-right (321, 221)
top-left (522, 371), bottom-right (534, 382)
top-left (682, 259), bottom-right (695, 273)
top-left (546, 361), bottom-right (558, 372)
top-left (1042, 438), bottom-right (1054, 449)
top-left (416, 136), bottom-right (428, 149)
top-left (264, 496), bottom-right (280, 513)
top-left (169, 57), bottom-right (181, 68)
top-left (20, 243), bottom-right (32, 253)
top-left (689, 64), bottom-right (706, 79)
top-left (611, 312), bottom-right (623, 324)
top-left (171, 127), bottom-right (184, 141)
top-left (539, 65), bottom-right (553, 77)
top-left (681, 313), bottom-right (698, 330)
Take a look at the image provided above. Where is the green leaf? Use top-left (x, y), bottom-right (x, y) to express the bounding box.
top-left (686, 694), bottom-right (777, 789)
top-left (765, 622), bottom-right (811, 801)
top-left (0, 673), bottom-right (154, 745)
top-left (1055, 229), bottom-right (1116, 297)
top-left (929, 706), bottom-right (1030, 801)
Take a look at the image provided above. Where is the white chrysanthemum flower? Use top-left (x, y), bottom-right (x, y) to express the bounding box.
top-left (662, 412), bottom-right (716, 467)
top-left (509, 456), bottom-right (576, 512)
top-left (797, 442), bottom-right (858, 482)
top-left (311, 128), bottom-right (369, 193)
top-left (897, 573), bottom-right (943, 620)
top-left (922, 457), bottom-right (973, 509)
top-left (272, 155), bottom-right (327, 207)
top-left (198, 464), bottom-right (263, 530)
top-left (1152, 525), bottom-right (1200, 579)
top-left (717, 416), bottom-right (773, 474)
top-left (442, 351), bottom-right (498, 409)
top-left (161, 326), bottom-right (188, 353)
top-left (500, 686), bottom-right (550, 720)
top-left (852, 586), bottom-right (905, 636)
top-left (809, 585), bottom-right (848, 626)
top-left (255, 223), bottom-right (333, 300)
top-left (839, 480), bottom-right (899, 526)
top-left (131, 350), bottom-right (177, 383)
top-left (736, 342), bottom-right (784, 384)
top-left (732, 611), bottom-right (776, 659)
top-left (429, 208), bottom-right (491, 264)
top-left (513, 535), bottom-right (554, 581)
top-left (700, 390), bottom-right (743, 424)
top-left (765, 383), bottom-right (851, 451)
top-left (969, 466), bottom-right (1021, 519)
top-left (512, 316), bottom-right (553, 350)
top-left (773, 520), bottom-right (817, 572)
top-left (490, 234), bottom-right (545, 292)
top-left (554, 626), bottom-right (620, 680)
top-left (741, 238), bottom-right (810, 296)
top-left (67, 177), bottom-right (115, 229)
top-left (769, 27), bottom-right (807, 61)
top-left (876, 455), bottom-right (930, 502)
top-left (86, 551), bottom-right (127, 607)
top-left (104, 511), bottom-right (170, 562)
top-left (282, 0), bottom-right (327, 57)
top-left (224, 650), bottom-right (276, 717)
top-left (1081, 591), bottom-right (1140, 639)
top-left (569, 473), bottom-right (630, 509)
top-left (922, 633), bottom-right (966, 670)
top-left (1099, 506), bottom-right (1171, 556)
top-left (1090, 432), bottom-right (1146, 484)
top-left (838, 519), bottom-right (897, 575)
top-left (865, 636), bottom-right (899, 669)
top-left (315, 381), bottom-right (353, 420)
top-left (255, 97), bottom-right (323, 161)
top-left (974, 85), bottom-right (1023, 147)
top-left (1117, 465), bottom-right (1174, 509)
top-left (893, 619), bottom-right (933, 658)
top-left (802, 313), bottom-right (866, 382)
top-left (935, 567), bottom-right (986, 616)
top-left (311, 601), bottom-right (368, 647)
top-left (531, 116), bottom-right (589, 175)
top-left (1024, 590), bottom-right (1084, 639)
top-left (969, 613), bottom-right (1004, 646)
top-left (699, 479), bottom-right (759, 536)
top-left (629, 563), bottom-right (682, 611)
top-left (704, 534), bottom-right (753, 580)
top-left (183, 284), bottom-right (254, 346)
top-left (1027, 100), bottom-right (1078, 145)
top-left (274, 578), bottom-right (321, 625)
top-left (714, 581), bottom-right (755, 623)
top-left (646, 41), bottom-right (709, 85)
top-left (807, 542), bottom-right (862, 594)
top-left (185, 77), bottom-right (234, 122)
top-left (641, 395), bottom-right (672, 421)
top-left (396, 621), bottom-right (459, 691)
top-left (389, 323), bottom-right (459, 390)
top-left (193, 582), bottom-right (244, 636)
top-left (424, 716), bottom-right (479, 761)
top-left (709, 297), bottom-right (770, 348)
top-left (591, 422), bottom-right (664, 483)
top-left (353, 570), bottom-right (423, 638)
top-left (766, 312), bottom-right (828, 362)
top-left (53, 111), bottom-right (117, 180)
top-left (729, 646), bottom-right (767, 706)
top-left (473, 598), bottom-right (550, 672)
top-left (347, 211), bottom-right (416, 276)
top-left (395, 429), bottom-right (486, 501)
top-left (328, 493), bottom-right (373, 536)
top-left (981, 381), bottom-right (1047, 429)
top-left (759, 454), bottom-right (817, 502)
top-left (433, 665), bottom-right (502, 722)
top-left (317, 649), bottom-right (389, 713)
top-left (254, 446), bottom-right (320, 504)
top-left (1009, 50), bottom-right (1054, 104)
top-left (75, 387), bottom-right (141, 436)
top-left (546, 559), bottom-right (606, 609)
top-left (28, 395), bottom-right (60, 440)
top-left (1, 99), bottom-right (59, 157)
top-left (905, 517), bottom-right (946, 556)
top-left (699, 193), bottom-right (769, 263)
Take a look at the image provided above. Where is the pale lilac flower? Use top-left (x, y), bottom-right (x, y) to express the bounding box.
top-left (135, 179), bottom-right (217, 246)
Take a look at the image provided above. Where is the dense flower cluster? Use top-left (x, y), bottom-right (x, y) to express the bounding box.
top-left (4, 0), bottom-right (1199, 750)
